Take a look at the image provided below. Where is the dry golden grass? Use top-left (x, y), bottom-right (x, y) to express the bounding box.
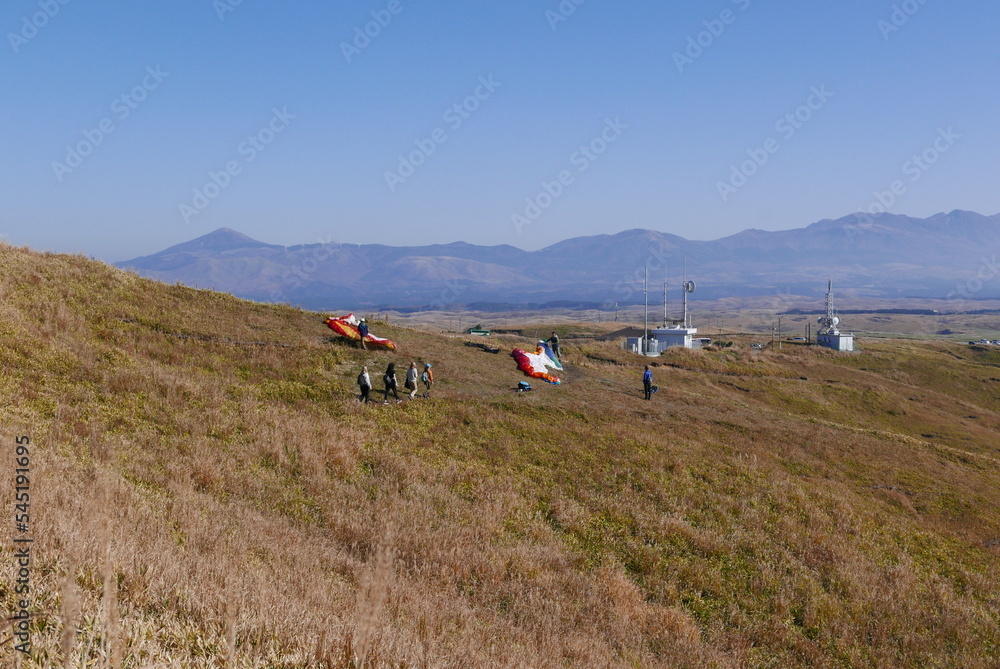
top-left (0, 243), bottom-right (998, 667)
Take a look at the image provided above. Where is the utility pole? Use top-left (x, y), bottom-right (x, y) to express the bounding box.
top-left (777, 316), bottom-right (782, 350)
top-left (614, 302), bottom-right (619, 322)
top-left (643, 266), bottom-right (649, 355)
top-left (662, 279), bottom-right (667, 328)
top-left (682, 256), bottom-right (687, 328)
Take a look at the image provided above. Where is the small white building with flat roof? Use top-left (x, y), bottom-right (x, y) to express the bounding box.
top-left (651, 326), bottom-right (699, 351)
top-left (626, 327), bottom-right (701, 354)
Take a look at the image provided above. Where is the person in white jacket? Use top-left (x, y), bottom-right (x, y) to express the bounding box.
top-left (405, 361), bottom-right (419, 399)
top-left (357, 366), bottom-right (372, 404)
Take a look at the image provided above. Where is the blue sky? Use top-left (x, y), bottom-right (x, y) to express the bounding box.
top-left (2, 0), bottom-right (998, 260)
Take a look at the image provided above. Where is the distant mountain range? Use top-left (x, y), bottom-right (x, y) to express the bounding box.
top-left (116, 210), bottom-right (1000, 310)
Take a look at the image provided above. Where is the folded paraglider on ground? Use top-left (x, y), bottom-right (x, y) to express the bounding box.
top-left (510, 341), bottom-right (562, 385)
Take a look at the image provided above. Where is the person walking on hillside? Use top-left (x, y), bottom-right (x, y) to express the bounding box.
top-left (642, 365), bottom-right (653, 400)
top-left (357, 365), bottom-right (372, 404)
top-left (421, 363), bottom-right (434, 397)
top-left (548, 331), bottom-right (560, 360)
top-left (404, 361), bottom-right (419, 399)
top-left (383, 362), bottom-right (400, 403)
top-left (357, 318), bottom-right (369, 350)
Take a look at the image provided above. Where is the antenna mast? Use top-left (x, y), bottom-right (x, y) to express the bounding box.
top-left (682, 256), bottom-right (688, 329)
top-left (817, 278), bottom-right (840, 335)
top-left (643, 266), bottom-right (649, 354)
top-left (679, 255), bottom-right (697, 329)
top-left (826, 279), bottom-right (835, 323)
top-left (662, 276), bottom-right (667, 328)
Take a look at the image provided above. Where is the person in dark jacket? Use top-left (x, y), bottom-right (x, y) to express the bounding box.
top-left (548, 331), bottom-right (560, 359)
top-left (358, 318), bottom-right (369, 350)
top-left (357, 365), bottom-right (372, 404)
top-left (643, 365), bottom-right (653, 400)
top-left (383, 362), bottom-right (400, 403)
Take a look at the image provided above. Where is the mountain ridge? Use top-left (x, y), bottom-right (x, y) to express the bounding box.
top-left (117, 210), bottom-right (1000, 308)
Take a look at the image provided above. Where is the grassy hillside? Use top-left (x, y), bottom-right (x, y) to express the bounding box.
top-left (1, 244), bottom-right (998, 668)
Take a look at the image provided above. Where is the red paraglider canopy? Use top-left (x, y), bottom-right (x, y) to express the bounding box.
top-left (325, 314), bottom-right (397, 350)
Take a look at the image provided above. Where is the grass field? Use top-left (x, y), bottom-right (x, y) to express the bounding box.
top-left (1, 244), bottom-right (998, 668)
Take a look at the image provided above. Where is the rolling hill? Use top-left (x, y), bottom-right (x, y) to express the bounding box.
top-left (116, 210), bottom-right (1000, 309)
top-left (3, 243), bottom-right (999, 667)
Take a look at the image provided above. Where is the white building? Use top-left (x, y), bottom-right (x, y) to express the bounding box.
top-left (626, 327), bottom-right (701, 354)
top-left (651, 326), bottom-right (700, 352)
top-left (816, 280), bottom-right (854, 352)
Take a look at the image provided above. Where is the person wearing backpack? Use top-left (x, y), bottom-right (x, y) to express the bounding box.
top-left (357, 365), bottom-right (372, 404)
top-left (643, 365), bottom-right (653, 401)
top-left (421, 363), bottom-right (434, 397)
top-left (383, 362), bottom-right (400, 403)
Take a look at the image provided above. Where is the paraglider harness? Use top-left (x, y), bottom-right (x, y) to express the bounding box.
top-left (515, 381), bottom-right (532, 392)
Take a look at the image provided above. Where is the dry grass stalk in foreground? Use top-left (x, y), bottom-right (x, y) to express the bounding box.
top-left (350, 527), bottom-right (396, 669)
top-left (59, 571), bottom-right (80, 669)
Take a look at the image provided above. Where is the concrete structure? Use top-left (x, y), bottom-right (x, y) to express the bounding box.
top-left (626, 327), bottom-right (702, 354)
top-left (651, 326), bottom-right (700, 352)
top-left (627, 270), bottom-right (702, 354)
top-left (816, 280), bottom-right (854, 352)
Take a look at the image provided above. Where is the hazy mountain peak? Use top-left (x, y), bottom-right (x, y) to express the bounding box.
top-left (157, 228), bottom-right (280, 255)
top-left (192, 228), bottom-right (266, 247)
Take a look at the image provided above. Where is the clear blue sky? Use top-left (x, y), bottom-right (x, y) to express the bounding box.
top-left (2, 0), bottom-right (999, 261)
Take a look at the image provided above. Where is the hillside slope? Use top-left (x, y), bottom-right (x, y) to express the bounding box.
top-left (1, 245), bottom-right (999, 667)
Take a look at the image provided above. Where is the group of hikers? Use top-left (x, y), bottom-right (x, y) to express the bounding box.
top-left (357, 361), bottom-right (433, 404)
top-left (351, 328), bottom-right (660, 404)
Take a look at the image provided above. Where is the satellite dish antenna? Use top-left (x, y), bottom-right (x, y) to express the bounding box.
top-left (684, 280), bottom-right (696, 293)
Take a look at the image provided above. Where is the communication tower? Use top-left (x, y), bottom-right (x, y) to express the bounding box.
top-left (816, 280), bottom-right (854, 352)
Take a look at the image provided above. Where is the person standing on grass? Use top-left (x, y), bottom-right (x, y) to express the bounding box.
top-left (405, 361), bottom-right (419, 399)
top-left (643, 365), bottom-right (653, 400)
top-left (357, 365), bottom-right (372, 404)
top-left (421, 363), bottom-right (434, 397)
top-left (383, 362), bottom-right (400, 403)
top-left (357, 318), bottom-right (369, 350)
top-left (548, 331), bottom-right (560, 360)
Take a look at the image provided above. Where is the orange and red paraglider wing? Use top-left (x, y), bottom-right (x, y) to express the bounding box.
top-left (324, 315), bottom-right (397, 350)
top-left (367, 333), bottom-right (397, 350)
top-left (325, 316), bottom-right (361, 341)
top-left (510, 348), bottom-right (560, 384)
